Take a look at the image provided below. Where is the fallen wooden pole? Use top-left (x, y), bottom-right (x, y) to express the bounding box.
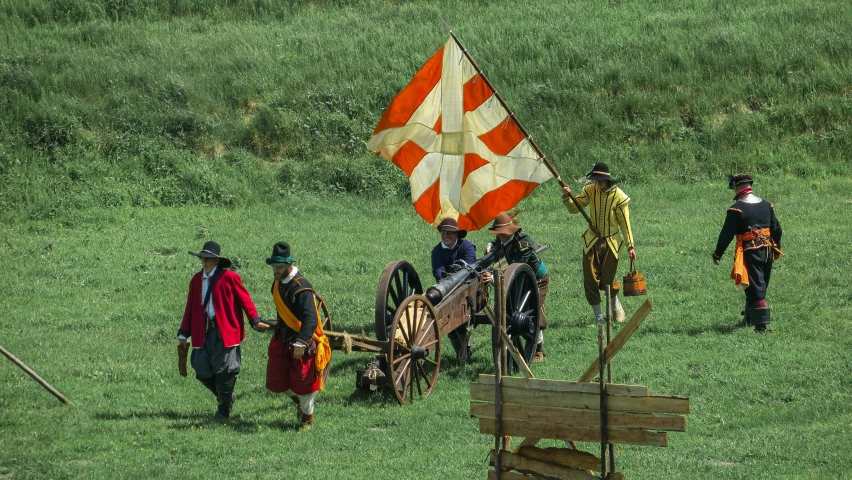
top-left (1, 344), bottom-right (69, 404)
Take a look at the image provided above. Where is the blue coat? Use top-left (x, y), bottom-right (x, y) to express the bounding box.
top-left (431, 239), bottom-right (476, 281)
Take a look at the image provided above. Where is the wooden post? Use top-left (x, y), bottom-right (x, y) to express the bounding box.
top-left (598, 318), bottom-right (607, 478)
top-left (1, 345), bottom-right (69, 404)
top-left (606, 285), bottom-right (615, 474)
top-left (493, 269), bottom-right (506, 479)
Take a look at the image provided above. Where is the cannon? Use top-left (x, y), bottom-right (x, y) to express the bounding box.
top-left (271, 246), bottom-right (546, 405)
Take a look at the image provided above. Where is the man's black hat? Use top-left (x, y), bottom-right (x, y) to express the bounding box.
top-left (728, 173), bottom-right (753, 190)
top-left (585, 162), bottom-right (613, 182)
top-left (188, 241), bottom-right (231, 269)
top-left (266, 242), bottom-right (293, 265)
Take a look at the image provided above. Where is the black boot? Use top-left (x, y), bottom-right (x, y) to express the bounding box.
top-left (748, 307), bottom-right (771, 333)
top-left (741, 302), bottom-right (751, 325)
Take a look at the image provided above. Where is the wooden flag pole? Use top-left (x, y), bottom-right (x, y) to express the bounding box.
top-left (441, 24), bottom-right (599, 236)
top-left (1, 344), bottom-right (69, 404)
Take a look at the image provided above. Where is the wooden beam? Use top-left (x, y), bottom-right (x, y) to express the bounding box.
top-left (471, 402), bottom-right (686, 432)
top-left (478, 375), bottom-right (649, 397)
top-left (490, 450), bottom-right (599, 480)
top-left (515, 446), bottom-right (601, 472)
top-left (470, 384), bottom-right (689, 415)
top-left (580, 299), bottom-right (653, 382)
top-left (480, 419), bottom-right (668, 447)
top-left (486, 470), bottom-right (535, 480)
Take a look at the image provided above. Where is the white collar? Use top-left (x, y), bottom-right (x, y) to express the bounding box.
top-left (281, 266), bottom-right (299, 284)
top-left (440, 239), bottom-right (458, 250)
top-left (203, 266), bottom-right (218, 280)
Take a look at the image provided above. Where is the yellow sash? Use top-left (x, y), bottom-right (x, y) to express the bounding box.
top-left (272, 282), bottom-right (331, 390)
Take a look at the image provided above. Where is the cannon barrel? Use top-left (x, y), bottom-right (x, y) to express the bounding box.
top-left (425, 249), bottom-right (501, 305)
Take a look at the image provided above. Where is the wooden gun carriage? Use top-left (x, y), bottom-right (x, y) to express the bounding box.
top-left (272, 245), bottom-right (547, 405)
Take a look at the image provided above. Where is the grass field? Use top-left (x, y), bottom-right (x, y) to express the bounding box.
top-left (2, 179), bottom-right (852, 479)
top-left (2, 0), bottom-right (852, 478)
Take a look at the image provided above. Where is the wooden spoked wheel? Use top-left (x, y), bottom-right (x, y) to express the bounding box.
top-left (314, 292), bottom-right (333, 385)
top-left (501, 263), bottom-right (541, 374)
top-left (375, 261), bottom-right (423, 341)
top-left (388, 294), bottom-right (441, 406)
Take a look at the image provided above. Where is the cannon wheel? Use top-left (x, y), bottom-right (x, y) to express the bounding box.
top-left (314, 292), bottom-right (333, 385)
top-left (501, 263), bottom-right (541, 374)
top-left (375, 261), bottom-right (423, 341)
top-left (388, 294), bottom-right (441, 406)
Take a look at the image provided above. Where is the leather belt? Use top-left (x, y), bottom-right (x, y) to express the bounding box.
top-left (207, 317), bottom-right (217, 329)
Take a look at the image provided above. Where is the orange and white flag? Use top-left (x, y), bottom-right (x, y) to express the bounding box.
top-left (366, 36), bottom-right (554, 231)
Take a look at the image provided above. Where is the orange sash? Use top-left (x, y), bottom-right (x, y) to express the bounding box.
top-left (731, 228), bottom-right (782, 290)
top-left (273, 282), bottom-right (331, 390)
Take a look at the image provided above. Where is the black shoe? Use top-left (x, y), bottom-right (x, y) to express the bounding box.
top-left (214, 410), bottom-right (229, 419)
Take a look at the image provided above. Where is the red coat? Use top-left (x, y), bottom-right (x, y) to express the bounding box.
top-left (180, 269), bottom-right (259, 348)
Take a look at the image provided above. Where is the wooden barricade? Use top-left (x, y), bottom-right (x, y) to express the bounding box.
top-left (471, 375), bottom-right (689, 478)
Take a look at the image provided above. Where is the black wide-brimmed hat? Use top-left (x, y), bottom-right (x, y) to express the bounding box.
top-left (727, 173), bottom-right (753, 190)
top-left (188, 241), bottom-right (232, 269)
top-left (585, 162), bottom-right (613, 182)
top-left (266, 242), bottom-right (293, 266)
top-left (488, 213), bottom-right (520, 235)
top-left (436, 218), bottom-right (467, 239)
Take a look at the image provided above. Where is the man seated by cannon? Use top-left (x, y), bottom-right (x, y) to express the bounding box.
top-left (431, 218), bottom-right (477, 362)
top-left (483, 212), bottom-right (550, 363)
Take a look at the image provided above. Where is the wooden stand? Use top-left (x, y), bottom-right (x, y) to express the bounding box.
top-left (473, 299), bottom-right (690, 479)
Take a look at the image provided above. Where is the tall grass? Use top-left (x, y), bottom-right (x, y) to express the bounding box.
top-left (1, 0), bottom-right (850, 222)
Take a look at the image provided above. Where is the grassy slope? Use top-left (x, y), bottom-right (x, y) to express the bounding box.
top-left (1, 0), bottom-right (850, 221)
top-left (1, 178), bottom-right (851, 479)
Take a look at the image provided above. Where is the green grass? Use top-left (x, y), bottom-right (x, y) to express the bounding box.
top-left (1, 0), bottom-right (851, 477)
top-left (1, 178), bottom-right (851, 479)
top-left (1, 0), bottom-right (850, 222)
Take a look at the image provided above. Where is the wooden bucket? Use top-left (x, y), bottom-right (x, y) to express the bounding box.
top-left (622, 260), bottom-right (647, 296)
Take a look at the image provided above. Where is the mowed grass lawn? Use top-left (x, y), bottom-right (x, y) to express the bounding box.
top-left (1, 178), bottom-right (851, 479)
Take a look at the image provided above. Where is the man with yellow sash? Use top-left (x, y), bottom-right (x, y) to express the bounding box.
top-left (561, 162), bottom-right (636, 325)
top-left (254, 242), bottom-right (331, 429)
top-left (713, 174), bottom-right (783, 333)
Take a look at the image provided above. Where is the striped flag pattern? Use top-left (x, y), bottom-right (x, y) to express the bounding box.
top-left (366, 36), bottom-right (554, 231)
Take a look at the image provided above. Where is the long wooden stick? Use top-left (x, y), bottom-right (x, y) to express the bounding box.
top-left (606, 285), bottom-right (616, 474)
top-left (493, 270), bottom-right (505, 479)
top-left (598, 318), bottom-right (607, 478)
top-left (443, 28), bottom-right (598, 236)
top-left (1, 345), bottom-right (69, 404)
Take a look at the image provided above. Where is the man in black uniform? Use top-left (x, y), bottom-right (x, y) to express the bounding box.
top-left (712, 174), bottom-right (783, 333)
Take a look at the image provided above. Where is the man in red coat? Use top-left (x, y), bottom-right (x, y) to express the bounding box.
top-left (179, 241), bottom-right (261, 419)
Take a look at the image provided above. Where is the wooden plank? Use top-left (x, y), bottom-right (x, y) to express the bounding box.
top-left (479, 375), bottom-right (649, 397)
top-left (486, 470), bottom-right (535, 480)
top-left (490, 450), bottom-right (599, 480)
top-left (480, 419), bottom-right (668, 447)
top-left (605, 473), bottom-right (625, 480)
top-left (471, 402), bottom-right (686, 432)
top-left (580, 299), bottom-right (653, 382)
top-left (470, 384), bottom-right (689, 415)
top-left (516, 446), bottom-right (601, 472)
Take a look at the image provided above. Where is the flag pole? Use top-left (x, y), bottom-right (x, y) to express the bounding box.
top-left (441, 23), bottom-right (599, 235)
